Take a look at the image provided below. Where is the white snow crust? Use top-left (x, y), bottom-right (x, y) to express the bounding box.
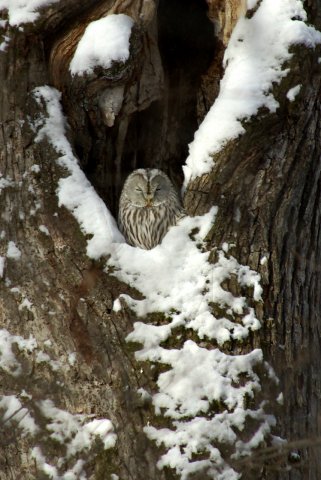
top-left (0, 175), bottom-right (14, 192)
top-left (19, 297), bottom-right (33, 311)
top-left (6, 240), bottom-right (21, 259)
top-left (183, 0), bottom-right (321, 185)
top-left (0, 329), bottom-right (37, 376)
top-left (33, 86), bottom-right (124, 259)
top-left (0, 395), bottom-right (39, 435)
top-left (39, 399), bottom-right (117, 456)
top-left (39, 224), bottom-right (50, 235)
top-left (0, 0), bottom-right (59, 26)
top-left (29, 401), bottom-right (117, 479)
top-left (286, 84), bottom-right (302, 101)
top-left (70, 14), bottom-right (134, 76)
top-left (0, 256), bottom-right (5, 277)
top-left (247, 0), bottom-right (259, 9)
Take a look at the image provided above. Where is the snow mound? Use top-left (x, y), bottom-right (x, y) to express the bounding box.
top-left (70, 14), bottom-right (134, 76)
top-left (0, 0), bottom-right (59, 26)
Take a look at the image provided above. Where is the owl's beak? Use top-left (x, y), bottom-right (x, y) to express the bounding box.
top-left (145, 195), bottom-right (154, 207)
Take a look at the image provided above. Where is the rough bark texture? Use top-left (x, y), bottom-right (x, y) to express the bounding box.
top-left (206, 0), bottom-right (247, 45)
top-left (0, 2), bottom-right (171, 479)
top-left (184, 31), bottom-right (321, 480)
top-left (1, 0), bottom-right (321, 479)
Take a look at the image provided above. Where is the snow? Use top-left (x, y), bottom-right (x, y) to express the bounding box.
top-left (39, 224), bottom-right (50, 235)
top-left (260, 255), bottom-right (268, 265)
top-left (33, 86), bottom-right (124, 259)
top-left (0, 395), bottom-right (39, 435)
top-left (6, 240), bottom-right (21, 259)
top-left (116, 214), bottom-right (262, 348)
top-left (287, 84), bottom-right (302, 101)
top-left (0, 326), bottom-right (117, 478)
top-left (0, 0), bottom-right (59, 26)
top-left (39, 399), bottom-right (117, 457)
top-left (30, 164), bottom-right (40, 172)
top-left (33, 85), bottom-right (273, 479)
top-left (137, 388), bottom-right (152, 403)
top-left (31, 449), bottom-right (60, 478)
top-left (36, 351), bottom-right (61, 371)
top-left (68, 352), bottom-right (77, 366)
top-left (0, 175), bottom-right (13, 192)
top-left (0, 329), bottom-right (37, 376)
top-left (247, 0), bottom-right (259, 8)
top-left (10, 287), bottom-right (20, 293)
top-left (19, 297), bottom-right (33, 311)
top-left (183, 0), bottom-right (321, 185)
top-left (148, 342), bottom-right (263, 419)
top-left (0, 34), bottom-right (9, 51)
top-left (69, 14), bottom-right (134, 76)
top-left (0, 256), bottom-right (5, 277)
top-left (31, 447), bottom-right (87, 480)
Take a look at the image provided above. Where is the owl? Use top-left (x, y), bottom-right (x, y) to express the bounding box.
top-left (118, 169), bottom-right (185, 249)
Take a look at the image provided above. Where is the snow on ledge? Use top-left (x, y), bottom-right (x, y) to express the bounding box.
top-left (0, 0), bottom-right (60, 26)
top-left (33, 86), bottom-right (124, 259)
top-left (6, 240), bottom-right (21, 259)
top-left (183, 0), bottom-right (321, 186)
top-left (286, 84), bottom-right (302, 101)
top-left (0, 329), bottom-right (37, 376)
top-left (69, 14), bottom-right (134, 76)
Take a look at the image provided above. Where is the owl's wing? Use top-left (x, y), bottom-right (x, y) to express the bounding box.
top-left (175, 207), bottom-right (187, 222)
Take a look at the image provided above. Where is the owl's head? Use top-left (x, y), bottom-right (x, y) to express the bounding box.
top-left (121, 169), bottom-right (175, 207)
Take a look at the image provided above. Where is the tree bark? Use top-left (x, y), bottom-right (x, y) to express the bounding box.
top-left (185, 25), bottom-right (321, 480)
top-left (0, 4), bottom-right (169, 479)
top-left (1, 0), bottom-right (321, 479)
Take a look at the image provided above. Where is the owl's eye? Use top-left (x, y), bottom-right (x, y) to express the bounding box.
top-left (156, 187), bottom-right (161, 192)
top-left (135, 187), bottom-right (143, 192)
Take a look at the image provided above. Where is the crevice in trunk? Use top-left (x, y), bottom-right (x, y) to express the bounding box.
top-left (80, 0), bottom-right (216, 216)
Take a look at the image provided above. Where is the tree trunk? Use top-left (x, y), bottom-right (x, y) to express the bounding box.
top-left (1, 1), bottom-right (321, 479)
top-left (184, 14), bottom-right (321, 480)
top-left (0, 3), bottom-right (170, 479)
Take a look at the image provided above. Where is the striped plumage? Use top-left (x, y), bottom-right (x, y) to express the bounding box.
top-left (118, 169), bottom-right (184, 249)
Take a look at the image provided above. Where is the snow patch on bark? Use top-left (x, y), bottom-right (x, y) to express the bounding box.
top-left (0, 329), bottom-right (37, 376)
top-left (70, 14), bottom-right (134, 76)
top-left (0, 0), bottom-right (60, 26)
top-left (286, 84), bottom-right (302, 101)
top-left (183, 0), bottom-right (321, 185)
top-left (0, 256), bottom-right (5, 277)
top-left (0, 328), bottom-right (116, 479)
top-left (0, 395), bottom-right (39, 435)
top-left (33, 86), bottom-right (124, 259)
top-left (6, 241), bottom-right (21, 259)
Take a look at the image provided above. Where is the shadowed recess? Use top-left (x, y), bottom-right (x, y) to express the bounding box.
top-left (61, 0), bottom-right (216, 215)
top-left (118, 0), bottom-right (215, 206)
